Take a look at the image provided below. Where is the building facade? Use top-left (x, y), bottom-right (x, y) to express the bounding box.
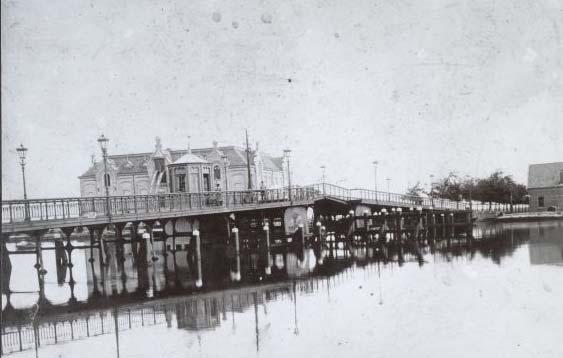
top-left (79, 137), bottom-right (286, 197)
top-left (527, 162), bottom-right (563, 211)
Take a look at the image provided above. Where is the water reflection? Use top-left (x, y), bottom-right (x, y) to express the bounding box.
top-left (1, 220), bottom-right (562, 357)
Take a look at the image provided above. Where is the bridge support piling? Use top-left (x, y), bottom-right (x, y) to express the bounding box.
top-left (441, 214), bottom-right (446, 239)
top-left (144, 222), bottom-right (158, 262)
top-left (398, 209), bottom-right (404, 243)
top-left (316, 221), bottom-right (322, 247)
top-left (431, 213), bottom-right (436, 240)
top-left (1, 240), bottom-right (12, 295)
top-left (233, 227), bottom-right (241, 281)
top-left (33, 233), bottom-right (47, 275)
top-left (193, 229), bottom-right (202, 288)
top-left (114, 223), bottom-right (126, 264)
top-left (263, 224), bottom-right (271, 275)
top-left (380, 209), bottom-right (388, 243)
top-left (466, 211), bottom-right (473, 238)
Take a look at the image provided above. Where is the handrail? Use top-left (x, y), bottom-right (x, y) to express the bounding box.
top-left (3, 182), bottom-right (509, 226)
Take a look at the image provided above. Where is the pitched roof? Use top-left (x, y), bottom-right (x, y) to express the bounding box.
top-left (262, 155), bottom-right (284, 171)
top-left (79, 146), bottom-right (283, 177)
top-left (528, 162), bottom-right (563, 188)
top-left (79, 154), bottom-right (151, 178)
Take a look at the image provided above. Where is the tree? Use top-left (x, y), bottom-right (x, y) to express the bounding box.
top-left (431, 170), bottom-right (528, 204)
top-left (406, 181), bottom-right (425, 198)
top-left (473, 171), bottom-right (527, 204)
top-left (432, 172), bottom-right (463, 201)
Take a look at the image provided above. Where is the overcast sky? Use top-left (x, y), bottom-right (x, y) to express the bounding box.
top-left (2, 0), bottom-right (562, 199)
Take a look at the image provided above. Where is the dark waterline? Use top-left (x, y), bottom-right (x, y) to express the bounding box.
top-left (2, 220), bottom-right (562, 357)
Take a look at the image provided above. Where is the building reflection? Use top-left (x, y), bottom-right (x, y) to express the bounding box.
top-left (2, 221), bottom-right (562, 356)
top-left (528, 221), bottom-right (563, 266)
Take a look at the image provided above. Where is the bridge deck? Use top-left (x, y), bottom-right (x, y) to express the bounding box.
top-left (2, 184), bottom-right (469, 234)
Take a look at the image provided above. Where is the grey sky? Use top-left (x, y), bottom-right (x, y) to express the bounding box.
top-left (2, 0), bottom-right (562, 199)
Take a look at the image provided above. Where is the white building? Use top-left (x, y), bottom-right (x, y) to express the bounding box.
top-left (79, 137), bottom-right (286, 197)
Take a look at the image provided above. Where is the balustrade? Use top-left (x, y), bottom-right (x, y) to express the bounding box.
top-left (2, 184), bottom-right (496, 226)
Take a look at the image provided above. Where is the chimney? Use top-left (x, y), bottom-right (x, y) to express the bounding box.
top-left (213, 140), bottom-right (218, 149)
top-left (187, 136), bottom-right (191, 154)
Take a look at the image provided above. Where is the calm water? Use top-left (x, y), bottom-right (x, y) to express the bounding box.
top-left (2, 220), bottom-right (563, 358)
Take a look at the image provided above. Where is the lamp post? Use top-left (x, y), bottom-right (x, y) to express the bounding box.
top-left (16, 144), bottom-right (30, 221)
top-left (386, 177), bottom-right (390, 202)
top-left (320, 165), bottom-right (326, 195)
top-left (97, 134), bottom-right (111, 220)
top-left (284, 149), bottom-right (292, 202)
top-left (222, 155), bottom-right (229, 191)
top-left (429, 174), bottom-right (435, 208)
top-left (372, 161), bottom-right (378, 192)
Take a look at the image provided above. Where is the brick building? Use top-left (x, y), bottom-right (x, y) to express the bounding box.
top-left (79, 137), bottom-right (285, 197)
top-left (527, 162), bottom-right (563, 211)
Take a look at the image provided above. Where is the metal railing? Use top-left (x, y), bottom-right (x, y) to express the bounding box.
top-left (2, 183), bottom-right (478, 226)
top-left (1, 187), bottom-right (320, 225)
top-left (317, 183), bottom-right (466, 210)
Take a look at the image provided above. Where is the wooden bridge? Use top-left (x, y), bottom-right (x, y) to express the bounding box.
top-left (1, 183), bottom-right (469, 236)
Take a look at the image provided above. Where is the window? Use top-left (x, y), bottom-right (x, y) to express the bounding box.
top-left (203, 173), bottom-right (211, 191)
top-left (214, 165), bottom-right (221, 180)
top-left (154, 158), bottom-right (165, 172)
top-left (104, 173), bottom-right (111, 187)
top-left (177, 174), bottom-right (186, 192)
top-left (538, 196), bottom-right (544, 207)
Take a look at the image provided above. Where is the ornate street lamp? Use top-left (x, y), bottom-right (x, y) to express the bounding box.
top-left (16, 144), bottom-right (30, 220)
top-left (284, 149), bottom-right (292, 202)
top-left (386, 177), bottom-right (391, 201)
top-left (429, 174), bottom-right (435, 208)
top-left (222, 154), bottom-right (229, 191)
top-left (97, 134), bottom-right (111, 220)
top-left (372, 161), bottom-right (378, 192)
top-left (320, 165), bottom-right (326, 195)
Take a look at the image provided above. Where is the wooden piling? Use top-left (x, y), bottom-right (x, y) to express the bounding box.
top-left (316, 221), bottom-right (323, 247)
top-left (299, 224), bottom-right (305, 247)
top-left (232, 227), bottom-right (241, 281)
top-left (193, 229), bottom-right (202, 287)
top-left (263, 224), bottom-right (271, 275)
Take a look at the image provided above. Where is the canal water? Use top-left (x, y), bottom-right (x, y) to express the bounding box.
top-left (2, 220), bottom-right (562, 358)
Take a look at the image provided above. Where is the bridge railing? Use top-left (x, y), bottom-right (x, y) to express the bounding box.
top-left (2, 183), bottom-right (478, 226)
top-left (313, 183), bottom-right (468, 210)
top-left (350, 189), bottom-right (467, 210)
top-left (1, 187), bottom-right (323, 225)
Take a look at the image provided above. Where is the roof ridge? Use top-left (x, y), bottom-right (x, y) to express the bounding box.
top-left (529, 162), bottom-right (563, 166)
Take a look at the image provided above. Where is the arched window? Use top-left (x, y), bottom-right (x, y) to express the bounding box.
top-left (214, 165), bottom-right (221, 180)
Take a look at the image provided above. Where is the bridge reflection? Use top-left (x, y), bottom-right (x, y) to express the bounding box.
top-left (2, 221), bottom-right (561, 356)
